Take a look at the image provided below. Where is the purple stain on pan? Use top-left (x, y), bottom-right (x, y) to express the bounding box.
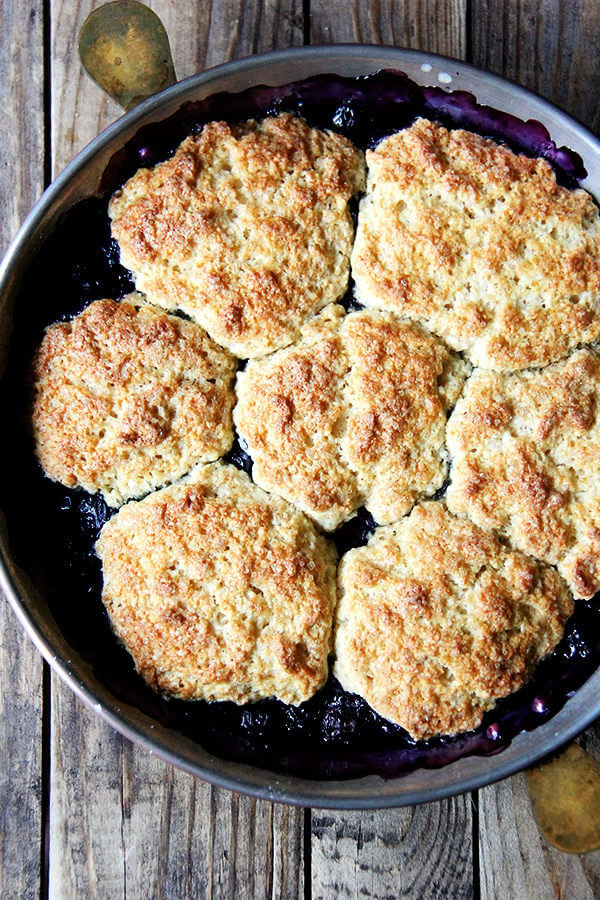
top-left (0, 70), bottom-right (598, 780)
top-left (420, 84), bottom-right (586, 183)
top-left (100, 71), bottom-right (586, 194)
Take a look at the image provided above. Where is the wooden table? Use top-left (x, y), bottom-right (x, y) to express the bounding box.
top-left (3, 1), bottom-right (600, 896)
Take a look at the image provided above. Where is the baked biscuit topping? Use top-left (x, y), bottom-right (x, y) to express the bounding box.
top-left (343, 307), bottom-right (468, 524)
top-left (446, 349), bottom-right (600, 599)
top-left (352, 117), bottom-right (600, 371)
top-left (109, 113), bottom-right (365, 358)
top-left (96, 462), bottom-right (337, 705)
top-left (334, 502), bottom-right (573, 740)
top-left (234, 305), bottom-right (468, 530)
top-left (31, 110), bottom-right (600, 740)
top-left (31, 296), bottom-right (236, 506)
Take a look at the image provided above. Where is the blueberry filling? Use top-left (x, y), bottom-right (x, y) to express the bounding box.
top-left (0, 70), bottom-right (598, 781)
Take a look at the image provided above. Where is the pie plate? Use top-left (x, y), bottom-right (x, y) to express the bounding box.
top-left (2, 45), bottom-right (600, 808)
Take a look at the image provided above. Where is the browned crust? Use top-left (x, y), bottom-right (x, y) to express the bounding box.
top-left (96, 462), bottom-right (337, 705)
top-left (342, 307), bottom-right (469, 524)
top-left (446, 349), bottom-right (600, 598)
top-left (234, 306), bottom-right (468, 530)
top-left (109, 114), bottom-right (365, 358)
top-left (352, 118), bottom-right (600, 371)
top-left (31, 296), bottom-right (236, 505)
top-left (334, 502), bottom-right (573, 740)
top-left (37, 114), bottom-right (600, 729)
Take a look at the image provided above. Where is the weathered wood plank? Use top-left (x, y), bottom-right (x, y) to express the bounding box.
top-left (201, 0), bottom-right (304, 70)
top-left (48, 1), bottom-right (305, 897)
top-left (0, 601), bottom-right (44, 900)
top-left (0, 1), bottom-right (46, 251)
top-left (311, 798), bottom-right (474, 899)
top-left (309, 0), bottom-right (466, 59)
top-left (49, 690), bottom-right (304, 899)
top-left (0, 1), bottom-right (45, 897)
top-left (470, 0), bottom-right (600, 133)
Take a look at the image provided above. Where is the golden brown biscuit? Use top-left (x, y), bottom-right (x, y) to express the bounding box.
top-left (334, 502), bottom-right (572, 740)
top-left (343, 306), bottom-right (469, 525)
top-left (31, 295), bottom-right (236, 506)
top-left (234, 305), bottom-right (468, 530)
top-left (109, 114), bottom-right (365, 358)
top-left (446, 349), bottom-right (600, 599)
top-left (234, 305), bottom-right (355, 530)
top-left (352, 118), bottom-right (600, 371)
top-left (96, 462), bottom-right (337, 705)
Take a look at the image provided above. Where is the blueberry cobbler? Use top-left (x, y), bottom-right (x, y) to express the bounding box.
top-left (3, 71), bottom-right (600, 779)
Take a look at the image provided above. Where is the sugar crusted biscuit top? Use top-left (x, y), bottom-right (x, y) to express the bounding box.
top-left (334, 502), bottom-right (573, 740)
top-left (109, 114), bottom-right (365, 358)
top-left (39, 114), bottom-right (596, 734)
top-left (351, 117), bottom-right (600, 371)
top-left (96, 462), bottom-right (337, 705)
top-left (31, 296), bottom-right (236, 506)
top-left (234, 305), bottom-right (468, 530)
top-left (446, 349), bottom-right (600, 599)
top-left (235, 305), bottom-right (356, 530)
top-left (343, 307), bottom-right (468, 525)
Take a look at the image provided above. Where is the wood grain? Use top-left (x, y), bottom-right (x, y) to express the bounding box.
top-left (0, 1), bottom-right (45, 897)
top-left (0, 601), bottom-right (44, 899)
top-left (311, 798), bottom-right (474, 899)
top-left (470, 0), bottom-right (600, 133)
top-left (0, 0), bottom-right (46, 251)
top-left (309, 0), bottom-right (466, 59)
top-left (49, 690), bottom-right (303, 899)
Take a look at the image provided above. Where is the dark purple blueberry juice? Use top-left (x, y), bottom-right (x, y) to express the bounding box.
top-left (1, 70), bottom-right (598, 780)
